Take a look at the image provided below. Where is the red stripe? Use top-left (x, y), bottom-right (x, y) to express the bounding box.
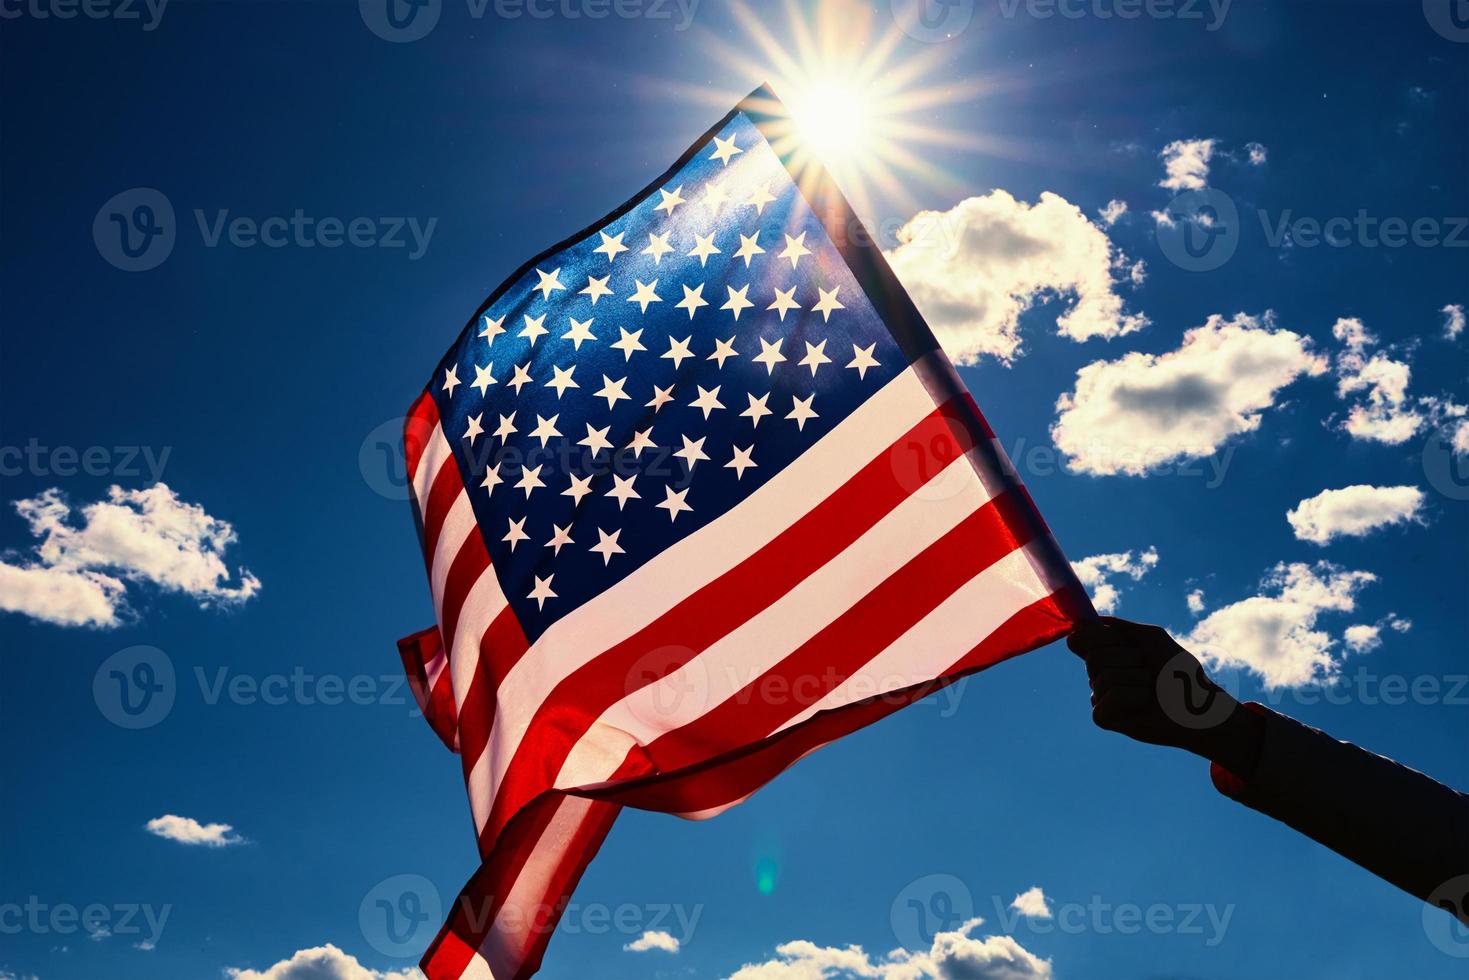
top-left (405, 391), bottom-right (441, 488)
top-left (421, 455), bottom-right (466, 566)
top-left (437, 533), bottom-right (492, 662)
top-left (639, 489), bottom-right (1036, 773)
top-left (473, 400), bottom-right (970, 853)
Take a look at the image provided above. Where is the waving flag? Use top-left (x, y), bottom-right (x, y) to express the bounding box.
top-left (396, 85), bottom-right (1093, 980)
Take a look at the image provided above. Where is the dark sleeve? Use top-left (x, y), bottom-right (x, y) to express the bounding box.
top-left (1209, 702), bottom-right (1469, 909)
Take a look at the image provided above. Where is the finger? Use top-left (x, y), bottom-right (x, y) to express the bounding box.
top-left (1088, 667), bottom-right (1153, 691)
top-left (1091, 686), bottom-right (1154, 733)
top-left (1079, 645), bottom-right (1145, 670)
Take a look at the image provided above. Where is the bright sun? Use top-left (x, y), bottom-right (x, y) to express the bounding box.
top-left (790, 78), bottom-right (871, 162)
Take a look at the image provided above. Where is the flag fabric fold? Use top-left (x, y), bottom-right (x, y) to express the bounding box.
top-left (396, 84), bottom-right (1094, 980)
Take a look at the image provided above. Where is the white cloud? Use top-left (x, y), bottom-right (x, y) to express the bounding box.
top-left (624, 930), bottom-right (680, 953)
top-left (1098, 199), bottom-right (1128, 226)
top-left (1052, 313), bottom-right (1328, 476)
top-left (1009, 887), bottom-right (1052, 920)
top-left (225, 945), bottom-right (422, 980)
top-left (1245, 142), bottom-right (1268, 166)
top-left (1343, 614), bottom-right (1412, 654)
top-left (885, 190), bottom-right (1146, 365)
top-left (1286, 485), bottom-right (1426, 545)
top-left (1182, 562), bottom-right (1383, 688)
top-left (144, 814), bottom-right (245, 848)
top-left (724, 918), bottom-right (1050, 980)
top-left (1158, 138), bottom-right (1217, 191)
top-left (1443, 304), bottom-right (1465, 340)
top-left (1454, 420), bottom-right (1469, 456)
top-left (0, 483), bottom-right (259, 629)
top-left (1071, 547), bottom-right (1158, 615)
top-left (1186, 589), bottom-right (1206, 615)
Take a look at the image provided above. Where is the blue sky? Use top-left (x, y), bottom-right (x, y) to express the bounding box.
top-left (1, 2), bottom-right (1466, 979)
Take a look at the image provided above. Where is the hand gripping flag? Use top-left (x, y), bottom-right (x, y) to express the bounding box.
top-left (396, 85), bottom-right (1094, 980)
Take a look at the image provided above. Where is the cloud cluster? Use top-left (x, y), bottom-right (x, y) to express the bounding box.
top-left (1183, 562), bottom-right (1386, 688)
top-left (624, 930), bottom-right (680, 953)
top-left (145, 814), bottom-right (245, 848)
top-left (1441, 304), bottom-right (1465, 340)
top-left (0, 483), bottom-right (259, 628)
top-left (1071, 547), bottom-right (1159, 615)
top-left (724, 918), bottom-right (1050, 980)
top-left (1286, 485), bottom-right (1426, 545)
top-left (1010, 887), bottom-right (1052, 920)
top-left (1158, 138), bottom-right (1217, 191)
top-left (885, 190), bottom-right (1146, 365)
top-left (1343, 615), bottom-right (1412, 654)
top-left (1329, 316), bottom-right (1466, 447)
top-left (1052, 313), bottom-right (1327, 476)
top-left (225, 945), bottom-right (422, 980)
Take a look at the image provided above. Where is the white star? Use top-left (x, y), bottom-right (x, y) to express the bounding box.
top-left (626, 279), bottom-right (662, 313)
top-left (479, 314), bottom-right (506, 342)
top-left (662, 335), bottom-right (695, 368)
top-left (787, 394), bottom-right (819, 430)
top-left (747, 182), bottom-right (776, 214)
top-left (471, 363), bottom-right (496, 395)
top-left (778, 232), bottom-right (812, 269)
top-left (563, 316), bottom-right (597, 349)
top-left (812, 286), bottom-right (845, 321)
top-left (545, 364), bottom-right (578, 398)
top-left (710, 133), bottom-right (743, 165)
top-left (687, 232), bottom-right (721, 266)
top-left (533, 267), bottom-right (566, 300)
top-left (726, 444), bottom-right (757, 479)
top-left (563, 472), bottom-right (594, 506)
top-left (545, 523), bottom-right (574, 555)
top-left (646, 384), bottom-right (675, 411)
top-left (507, 362), bottom-right (533, 395)
top-left (590, 527), bottom-right (624, 565)
top-left (708, 336), bottom-right (739, 368)
top-left (493, 411), bottom-right (517, 442)
top-left (480, 461), bottom-right (503, 493)
top-left (593, 231), bottom-right (628, 263)
top-left (643, 232), bottom-right (674, 264)
top-left (442, 365), bottom-right (461, 397)
top-left (527, 574), bottom-right (557, 610)
top-left (675, 283), bottom-right (708, 319)
top-left (626, 427), bottom-right (656, 455)
top-left (503, 516), bottom-right (529, 551)
top-left (595, 374), bottom-right (631, 409)
top-left (734, 232), bottom-right (765, 267)
top-left (768, 285), bottom-right (801, 321)
top-left (611, 327), bottom-right (647, 360)
top-left (689, 384), bottom-right (725, 419)
top-left (654, 185), bottom-right (685, 215)
top-left (721, 284), bottom-right (754, 320)
top-left (847, 343), bottom-right (880, 379)
top-left (752, 337), bottom-right (786, 374)
top-left (606, 473), bottom-right (640, 509)
top-left (581, 275), bottom-right (612, 304)
top-left (674, 433), bottom-right (709, 469)
top-left (514, 463), bottom-right (546, 498)
top-left (798, 339), bottom-right (832, 376)
top-left (741, 392), bottom-right (772, 427)
top-left (578, 423), bottom-right (613, 454)
top-left (520, 313), bottom-right (549, 346)
top-left (702, 182), bottom-right (729, 213)
top-left (656, 484), bottom-right (694, 522)
top-left (464, 412), bottom-right (484, 444)
top-left (529, 413), bottom-right (562, 448)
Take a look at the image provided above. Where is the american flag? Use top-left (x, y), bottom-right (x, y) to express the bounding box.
top-left (396, 85), bottom-right (1093, 980)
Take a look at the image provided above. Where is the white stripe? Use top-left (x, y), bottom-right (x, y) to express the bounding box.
top-left (466, 362), bottom-right (942, 832)
top-left (431, 495), bottom-right (477, 624)
top-left (552, 452), bottom-right (992, 789)
top-left (775, 541), bottom-right (1056, 733)
top-left (450, 568), bottom-right (510, 713)
top-left (412, 424), bottom-right (453, 512)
